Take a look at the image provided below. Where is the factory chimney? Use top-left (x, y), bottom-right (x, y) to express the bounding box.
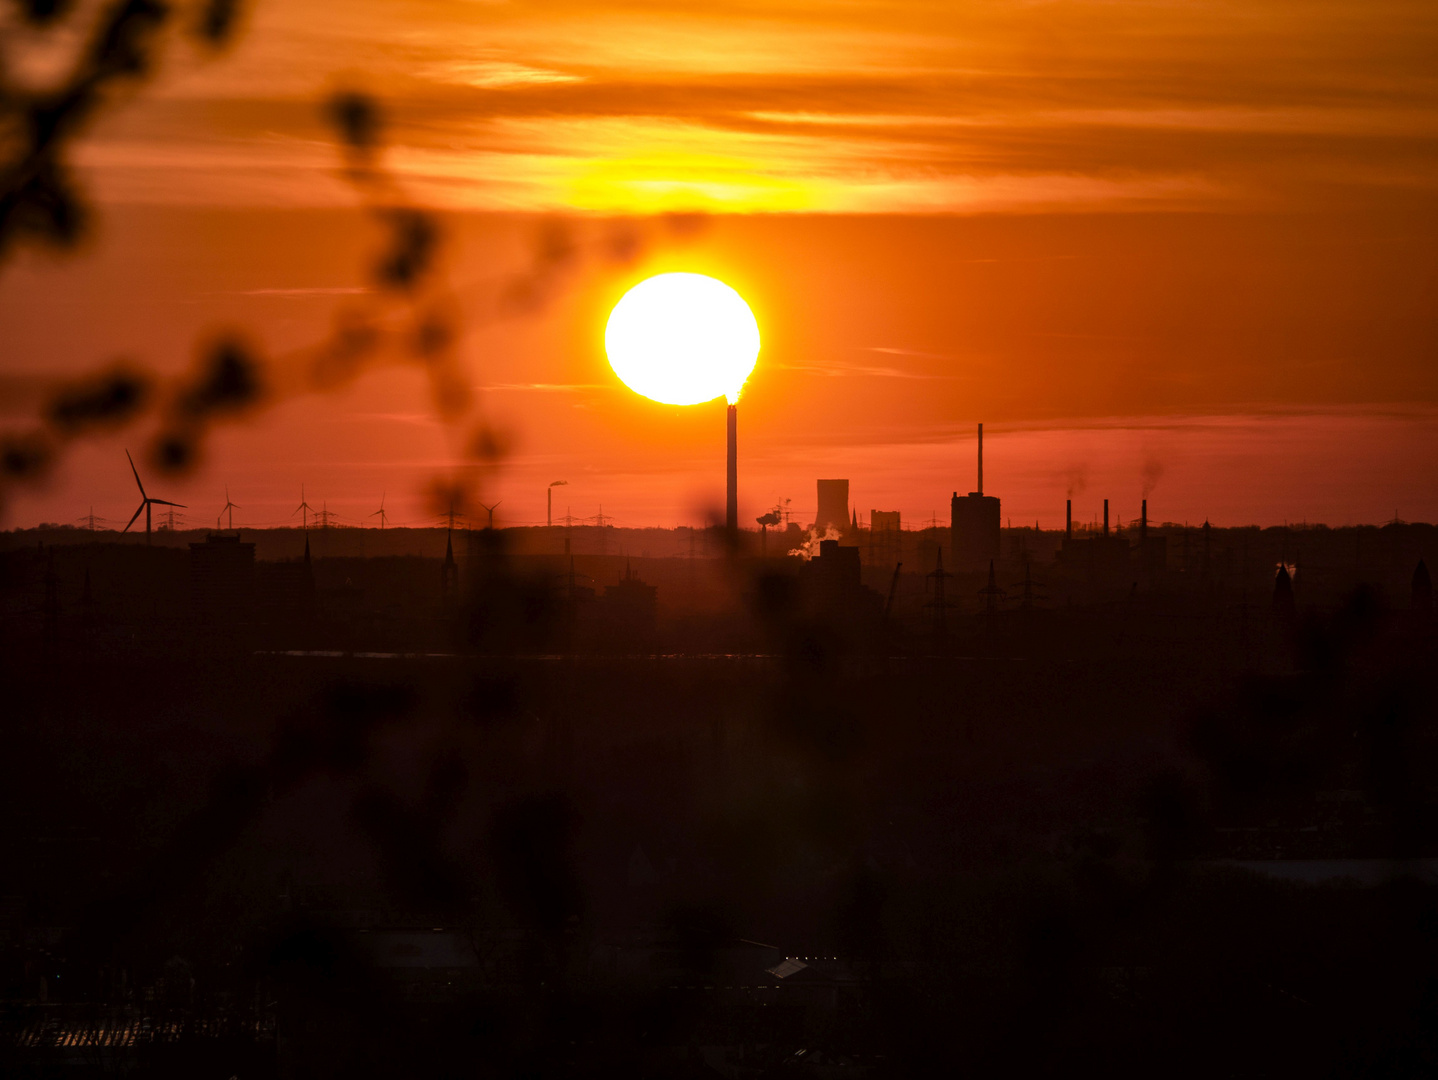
top-left (977, 423), bottom-right (984, 495)
top-left (726, 403), bottom-right (738, 538)
top-left (1066, 499), bottom-right (1072, 540)
top-left (1103, 499), bottom-right (1110, 537)
top-left (1141, 499), bottom-right (1148, 545)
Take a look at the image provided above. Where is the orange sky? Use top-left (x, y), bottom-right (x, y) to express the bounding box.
top-left (2, 0), bottom-right (1437, 530)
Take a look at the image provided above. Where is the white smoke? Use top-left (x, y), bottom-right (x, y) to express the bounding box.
top-left (788, 525), bottom-right (843, 561)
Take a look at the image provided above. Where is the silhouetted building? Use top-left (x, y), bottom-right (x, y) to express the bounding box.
top-left (871, 510), bottom-right (900, 534)
top-left (870, 509), bottom-right (901, 566)
top-left (260, 533), bottom-right (315, 619)
top-left (1138, 499), bottom-right (1167, 577)
top-left (602, 561), bottom-right (659, 641)
top-left (189, 531), bottom-right (255, 620)
top-left (952, 492), bottom-right (1000, 571)
top-left (951, 424), bottom-right (999, 571)
top-left (441, 530), bottom-right (459, 606)
top-left (1273, 564), bottom-right (1295, 617)
top-left (806, 538), bottom-right (862, 611)
top-left (815, 479), bottom-right (849, 535)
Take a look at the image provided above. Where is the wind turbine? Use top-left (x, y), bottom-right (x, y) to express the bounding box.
top-left (123, 450), bottom-right (185, 545)
top-left (219, 485), bottom-right (239, 531)
top-left (293, 485), bottom-right (314, 530)
top-left (479, 500), bottom-right (502, 530)
top-left (371, 492), bottom-right (388, 529)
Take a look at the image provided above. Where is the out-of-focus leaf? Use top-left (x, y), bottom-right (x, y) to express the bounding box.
top-left (46, 366), bottom-right (152, 432)
top-left (13, 0), bottom-right (77, 26)
top-left (86, 0), bottom-right (170, 81)
top-left (1, 430), bottom-right (54, 480)
top-left (375, 208), bottom-right (437, 290)
top-left (326, 91), bottom-right (380, 151)
top-left (195, 0), bottom-right (242, 44)
top-left (178, 336), bottom-right (264, 418)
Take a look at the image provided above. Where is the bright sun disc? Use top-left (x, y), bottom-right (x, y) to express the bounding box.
top-left (606, 273), bottom-right (760, 406)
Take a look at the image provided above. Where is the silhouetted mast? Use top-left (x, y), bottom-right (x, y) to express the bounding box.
top-left (977, 422), bottom-right (983, 495)
top-left (726, 403), bottom-right (738, 540)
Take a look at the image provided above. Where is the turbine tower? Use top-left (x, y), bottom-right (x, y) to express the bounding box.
top-left (219, 485), bottom-right (239, 531)
top-left (479, 500), bottom-right (502, 530)
top-left (122, 450), bottom-right (184, 545)
top-left (371, 492), bottom-right (388, 529)
top-left (293, 485), bottom-right (314, 530)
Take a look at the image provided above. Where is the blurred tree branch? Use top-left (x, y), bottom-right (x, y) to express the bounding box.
top-left (0, 0), bottom-right (676, 522)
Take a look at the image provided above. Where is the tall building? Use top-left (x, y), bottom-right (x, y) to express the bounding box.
top-left (870, 510), bottom-right (901, 533)
top-left (815, 479), bottom-right (849, 535)
top-left (806, 538), bottom-right (863, 612)
top-left (870, 510), bottom-right (901, 566)
top-left (951, 424), bottom-right (999, 571)
top-left (190, 532), bottom-right (256, 620)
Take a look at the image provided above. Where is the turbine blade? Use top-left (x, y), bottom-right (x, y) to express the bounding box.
top-left (151, 499), bottom-right (186, 507)
top-left (125, 449), bottom-right (147, 498)
top-left (124, 504), bottom-right (144, 532)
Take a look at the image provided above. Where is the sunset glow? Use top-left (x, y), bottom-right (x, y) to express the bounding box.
top-left (605, 273), bottom-right (760, 406)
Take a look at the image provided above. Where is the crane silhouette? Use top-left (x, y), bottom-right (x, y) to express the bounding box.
top-left (122, 450), bottom-right (184, 545)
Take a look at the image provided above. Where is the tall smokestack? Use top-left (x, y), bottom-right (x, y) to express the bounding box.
top-left (726, 403), bottom-right (738, 538)
top-left (977, 423), bottom-right (984, 495)
top-left (1103, 499), bottom-right (1109, 537)
top-left (1141, 499), bottom-right (1148, 544)
top-left (1066, 499), bottom-right (1072, 540)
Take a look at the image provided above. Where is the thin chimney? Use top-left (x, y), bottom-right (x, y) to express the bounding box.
top-left (1103, 499), bottom-right (1109, 537)
top-left (1066, 499), bottom-right (1072, 540)
top-left (1141, 499), bottom-right (1148, 545)
top-left (977, 423), bottom-right (984, 495)
top-left (726, 403), bottom-right (738, 538)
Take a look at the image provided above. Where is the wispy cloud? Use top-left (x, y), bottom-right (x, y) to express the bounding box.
top-left (229, 287), bottom-right (371, 297)
top-left (775, 358), bottom-right (954, 380)
top-left (483, 382), bottom-right (609, 393)
top-left (67, 0), bottom-right (1438, 212)
top-left (868, 346), bottom-right (955, 361)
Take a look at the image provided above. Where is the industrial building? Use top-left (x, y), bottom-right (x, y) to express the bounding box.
top-left (189, 531), bottom-right (255, 619)
top-left (805, 537), bottom-right (864, 611)
top-left (951, 424), bottom-right (1000, 571)
top-left (869, 509), bottom-right (901, 565)
top-left (815, 479), bottom-right (850, 535)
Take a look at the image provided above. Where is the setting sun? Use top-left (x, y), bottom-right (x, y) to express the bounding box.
top-left (605, 272), bottom-right (760, 406)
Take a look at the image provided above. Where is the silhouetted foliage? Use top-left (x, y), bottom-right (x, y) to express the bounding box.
top-left (46, 366), bottom-right (152, 432)
top-left (375, 207), bottom-right (438, 290)
top-left (177, 336), bottom-right (265, 419)
top-left (195, 0), bottom-right (243, 44)
top-left (12, 0), bottom-right (79, 24)
top-left (0, 430), bottom-right (53, 479)
top-left (326, 90), bottom-right (381, 152)
top-left (150, 428), bottom-right (196, 473)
